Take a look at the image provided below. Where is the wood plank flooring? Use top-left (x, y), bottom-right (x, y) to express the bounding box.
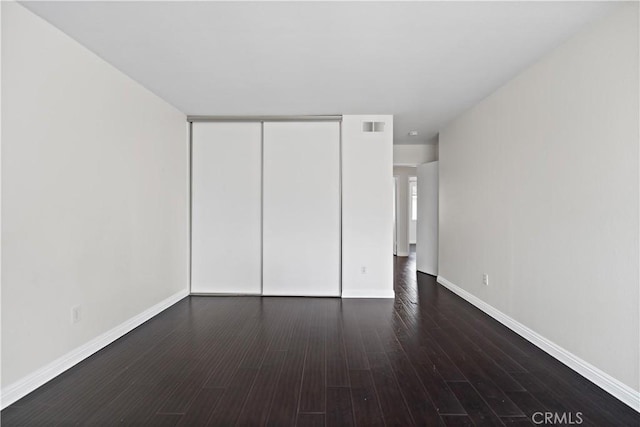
top-left (2, 251), bottom-right (638, 426)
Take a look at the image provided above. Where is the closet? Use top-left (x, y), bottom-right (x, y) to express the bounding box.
top-left (190, 118), bottom-right (341, 296)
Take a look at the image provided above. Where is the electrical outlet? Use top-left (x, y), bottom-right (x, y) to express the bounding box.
top-left (482, 274), bottom-right (489, 286)
top-left (361, 266), bottom-right (367, 274)
top-left (72, 305), bottom-right (81, 323)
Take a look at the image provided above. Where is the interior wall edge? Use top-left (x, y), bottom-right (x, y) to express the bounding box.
top-left (437, 275), bottom-right (640, 412)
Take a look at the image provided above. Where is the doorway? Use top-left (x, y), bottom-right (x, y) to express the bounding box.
top-left (409, 177), bottom-right (417, 245)
top-left (391, 169), bottom-right (416, 257)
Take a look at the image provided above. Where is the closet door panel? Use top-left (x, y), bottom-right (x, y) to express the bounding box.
top-left (191, 122), bottom-right (262, 294)
top-left (262, 122), bottom-right (340, 296)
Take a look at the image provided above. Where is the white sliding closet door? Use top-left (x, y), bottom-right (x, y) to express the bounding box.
top-left (263, 122), bottom-right (340, 296)
top-left (191, 122), bottom-right (262, 294)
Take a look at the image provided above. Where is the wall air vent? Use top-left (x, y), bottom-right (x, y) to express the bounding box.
top-left (362, 121), bottom-right (385, 132)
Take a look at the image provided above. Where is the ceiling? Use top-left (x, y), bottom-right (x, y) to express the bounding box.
top-left (21, 1), bottom-right (618, 145)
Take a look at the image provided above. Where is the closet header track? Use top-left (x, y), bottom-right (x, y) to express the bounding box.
top-left (187, 115), bottom-right (342, 123)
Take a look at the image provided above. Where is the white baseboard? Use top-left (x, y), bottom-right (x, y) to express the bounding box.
top-left (341, 289), bottom-right (395, 298)
top-left (436, 276), bottom-right (640, 412)
top-left (396, 252), bottom-right (410, 257)
top-left (0, 289), bottom-right (189, 410)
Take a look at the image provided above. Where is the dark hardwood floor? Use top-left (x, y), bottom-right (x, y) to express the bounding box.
top-left (2, 252), bottom-right (638, 426)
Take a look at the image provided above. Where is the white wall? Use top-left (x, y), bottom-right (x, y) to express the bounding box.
top-left (342, 115), bottom-right (394, 298)
top-left (439, 3), bottom-right (639, 406)
top-left (1, 1), bottom-right (188, 398)
top-left (416, 161), bottom-right (438, 275)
